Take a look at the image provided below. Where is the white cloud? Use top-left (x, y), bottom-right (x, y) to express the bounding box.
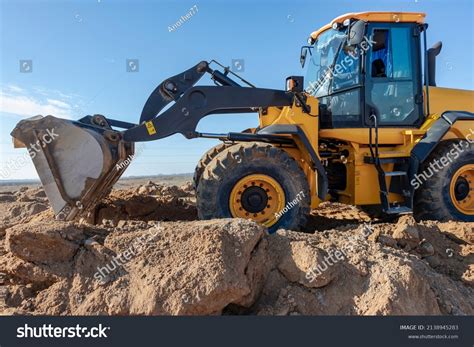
top-left (33, 86), bottom-right (80, 100)
top-left (46, 98), bottom-right (71, 109)
top-left (0, 85), bottom-right (74, 119)
top-left (4, 85), bottom-right (24, 93)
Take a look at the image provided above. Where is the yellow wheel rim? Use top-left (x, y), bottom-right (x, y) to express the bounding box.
top-left (229, 174), bottom-right (285, 227)
top-left (449, 164), bottom-right (474, 215)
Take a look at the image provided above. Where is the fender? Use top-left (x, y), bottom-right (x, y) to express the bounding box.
top-left (258, 124), bottom-right (328, 201)
top-left (408, 111), bottom-right (474, 203)
top-left (411, 111), bottom-right (474, 163)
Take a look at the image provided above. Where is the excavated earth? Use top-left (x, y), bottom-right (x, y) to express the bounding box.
top-left (0, 181), bottom-right (472, 315)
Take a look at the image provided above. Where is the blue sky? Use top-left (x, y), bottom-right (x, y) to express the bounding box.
top-left (1, 0), bottom-right (473, 180)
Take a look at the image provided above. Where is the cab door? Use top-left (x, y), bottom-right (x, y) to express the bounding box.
top-left (364, 23), bottom-right (424, 127)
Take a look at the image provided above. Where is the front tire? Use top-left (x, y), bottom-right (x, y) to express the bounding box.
top-left (193, 142), bottom-right (232, 190)
top-left (414, 140), bottom-right (474, 222)
top-left (196, 142), bottom-right (310, 233)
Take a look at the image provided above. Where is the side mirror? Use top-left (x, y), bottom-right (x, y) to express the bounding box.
top-left (300, 46), bottom-right (311, 68)
top-left (348, 20), bottom-right (365, 46)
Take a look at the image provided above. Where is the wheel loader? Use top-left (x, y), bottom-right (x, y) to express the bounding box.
top-left (11, 12), bottom-right (474, 232)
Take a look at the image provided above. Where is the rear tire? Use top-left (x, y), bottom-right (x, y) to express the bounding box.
top-left (196, 142), bottom-right (310, 233)
top-left (414, 140), bottom-right (474, 222)
top-left (193, 142), bottom-right (232, 190)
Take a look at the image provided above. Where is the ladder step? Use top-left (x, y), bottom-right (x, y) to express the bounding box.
top-left (384, 171), bottom-right (407, 177)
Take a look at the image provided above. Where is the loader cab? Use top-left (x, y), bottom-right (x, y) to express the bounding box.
top-left (303, 12), bottom-right (426, 129)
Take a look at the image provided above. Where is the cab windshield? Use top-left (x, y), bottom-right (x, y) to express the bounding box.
top-left (305, 28), bottom-right (348, 97)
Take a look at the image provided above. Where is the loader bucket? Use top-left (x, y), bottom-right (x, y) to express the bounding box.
top-left (11, 115), bottom-right (134, 221)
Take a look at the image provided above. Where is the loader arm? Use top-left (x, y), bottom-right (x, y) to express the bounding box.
top-left (10, 60), bottom-right (309, 221)
top-left (139, 61), bottom-right (208, 123)
top-left (124, 85), bottom-right (294, 142)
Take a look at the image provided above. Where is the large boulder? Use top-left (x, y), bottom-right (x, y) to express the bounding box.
top-left (73, 218), bottom-right (269, 315)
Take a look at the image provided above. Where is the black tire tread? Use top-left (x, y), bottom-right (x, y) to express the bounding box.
top-left (196, 142), bottom-right (310, 231)
top-left (414, 140), bottom-right (474, 222)
top-left (193, 142), bottom-right (232, 190)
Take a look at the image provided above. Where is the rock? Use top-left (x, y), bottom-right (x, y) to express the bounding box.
top-left (136, 181), bottom-right (163, 196)
top-left (7, 205), bottom-right (22, 218)
top-left (180, 182), bottom-right (194, 194)
top-left (137, 186), bottom-right (149, 195)
top-left (462, 265), bottom-right (473, 286)
top-left (74, 219), bottom-right (269, 315)
top-left (2, 256), bottom-right (59, 287)
top-left (0, 222), bottom-right (13, 238)
top-left (417, 239), bottom-right (435, 257)
top-left (27, 203), bottom-right (48, 216)
top-left (31, 189), bottom-right (46, 198)
top-left (0, 194), bottom-right (16, 203)
top-left (378, 235), bottom-right (398, 248)
top-left (160, 185), bottom-right (192, 198)
top-left (368, 228), bottom-right (398, 248)
top-left (277, 240), bottom-right (337, 288)
top-left (5, 285), bottom-right (33, 307)
top-left (392, 215), bottom-right (420, 249)
top-left (83, 238), bottom-right (100, 250)
top-left (123, 196), bottom-right (158, 217)
top-left (117, 220), bottom-right (127, 229)
top-left (367, 228), bottom-right (381, 243)
top-left (5, 221), bottom-right (84, 264)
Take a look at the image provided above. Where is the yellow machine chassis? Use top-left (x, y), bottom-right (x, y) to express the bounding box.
top-left (258, 86), bottom-right (474, 209)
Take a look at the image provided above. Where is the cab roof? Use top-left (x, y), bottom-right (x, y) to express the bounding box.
top-left (310, 12), bottom-right (426, 41)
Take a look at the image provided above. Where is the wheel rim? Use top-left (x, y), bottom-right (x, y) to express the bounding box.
top-left (229, 174), bottom-right (285, 227)
top-left (449, 164), bottom-right (474, 215)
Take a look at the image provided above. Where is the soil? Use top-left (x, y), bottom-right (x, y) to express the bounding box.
top-left (0, 178), bottom-right (472, 315)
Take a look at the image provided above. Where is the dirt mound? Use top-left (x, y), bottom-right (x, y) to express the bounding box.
top-left (1, 218), bottom-right (267, 315)
top-left (0, 181), bottom-right (472, 316)
top-left (92, 182), bottom-right (196, 226)
top-left (0, 187), bottom-right (50, 236)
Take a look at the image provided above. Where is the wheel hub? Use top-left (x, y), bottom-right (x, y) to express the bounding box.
top-left (241, 186), bottom-right (268, 213)
top-left (450, 164), bottom-right (474, 215)
top-left (229, 174), bottom-right (285, 227)
top-left (454, 177), bottom-right (469, 201)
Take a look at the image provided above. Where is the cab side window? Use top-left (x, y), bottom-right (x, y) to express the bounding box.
top-left (324, 40), bottom-right (363, 127)
top-left (371, 29), bottom-right (391, 78)
top-left (367, 26), bottom-right (418, 125)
